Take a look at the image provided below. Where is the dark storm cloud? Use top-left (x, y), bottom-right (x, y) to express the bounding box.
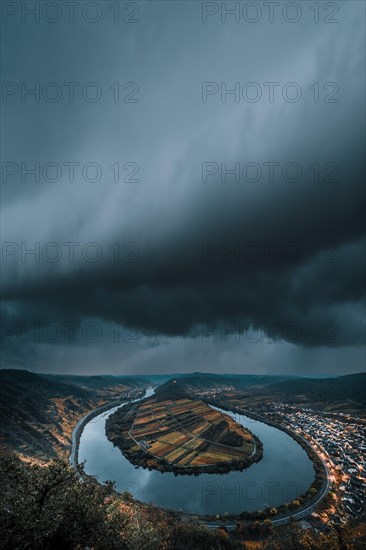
top-left (1, 1), bottom-right (365, 372)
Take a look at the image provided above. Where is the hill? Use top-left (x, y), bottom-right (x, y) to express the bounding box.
top-left (154, 372), bottom-right (366, 415)
top-left (42, 373), bottom-right (148, 391)
top-left (154, 372), bottom-right (299, 398)
top-left (266, 372), bottom-right (366, 405)
top-left (0, 369), bottom-right (148, 460)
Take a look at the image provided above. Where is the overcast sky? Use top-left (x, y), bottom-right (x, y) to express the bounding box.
top-left (1, 1), bottom-right (365, 376)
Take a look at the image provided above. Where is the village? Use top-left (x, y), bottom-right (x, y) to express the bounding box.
top-left (260, 403), bottom-right (366, 521)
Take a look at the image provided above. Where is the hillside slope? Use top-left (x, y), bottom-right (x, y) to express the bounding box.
top-left (43, 373), bottom-right (148, 391)
top-left (0, 370), bottom-right (148, 460)
top-left (267, 373), bottom-right (366, 404)
top-left (0, 370), bottom-right (96, 459)
top-left (154, 373), bottom-right (297, 398)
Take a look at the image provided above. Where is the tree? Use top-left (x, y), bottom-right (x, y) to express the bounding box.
top-left (290, 500), bottom-right (301, 508)
top-left (0, 455), bottom-right (128, 549)
top-left (261, 520), bottom-right (358, 550)
top-left (121, 491), bottom-right (134, 503)
top-left (167, 522), bottom-right (242, 549)
top-left (0, 452), bottom-right (243, 550)
top-left (262, 519), bottom-right (273, 535)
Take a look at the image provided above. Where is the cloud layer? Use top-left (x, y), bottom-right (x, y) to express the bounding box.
top-left (1, 1), bottom-right (365, 373)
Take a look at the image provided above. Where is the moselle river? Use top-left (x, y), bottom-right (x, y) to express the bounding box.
top-left (78, 389), bottom-right (314, 515)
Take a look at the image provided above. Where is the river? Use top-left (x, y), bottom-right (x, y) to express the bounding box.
top-left (78, 388), bottom-right (315, 515)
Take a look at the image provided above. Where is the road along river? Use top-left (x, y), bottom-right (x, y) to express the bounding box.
top-left (75, 389), bottom-right (318, 516)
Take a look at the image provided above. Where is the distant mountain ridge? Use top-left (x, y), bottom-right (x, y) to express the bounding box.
top-left (42, 373), bottom-right (148, 390)
top-left (154, 372), bottom-right (366, 405)
top-left (266, 372), bottom-right (366, 404)
top-left (154, 372), bottom-right (298, 394)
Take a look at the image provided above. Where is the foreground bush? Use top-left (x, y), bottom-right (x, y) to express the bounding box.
top-left (0, 453), bottom-right (241, 550)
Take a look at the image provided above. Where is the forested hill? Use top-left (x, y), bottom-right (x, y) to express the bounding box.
top-left (0, 369), bottom-right (147, 460)
top-left (154, 372), bottom-right (366, 407)
top-left (154, 372), bottom-right (297, 397)
top-left (267, 373), bottom-right (366, 404)
top-left (42, 373), bottom-right (148, 389)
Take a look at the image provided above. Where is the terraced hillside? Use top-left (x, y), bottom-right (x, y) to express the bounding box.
top-left (106, 396), bottom-right (263, 474)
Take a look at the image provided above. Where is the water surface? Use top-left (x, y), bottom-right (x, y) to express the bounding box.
top-left (79, 390), bottom-right (314, 514)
